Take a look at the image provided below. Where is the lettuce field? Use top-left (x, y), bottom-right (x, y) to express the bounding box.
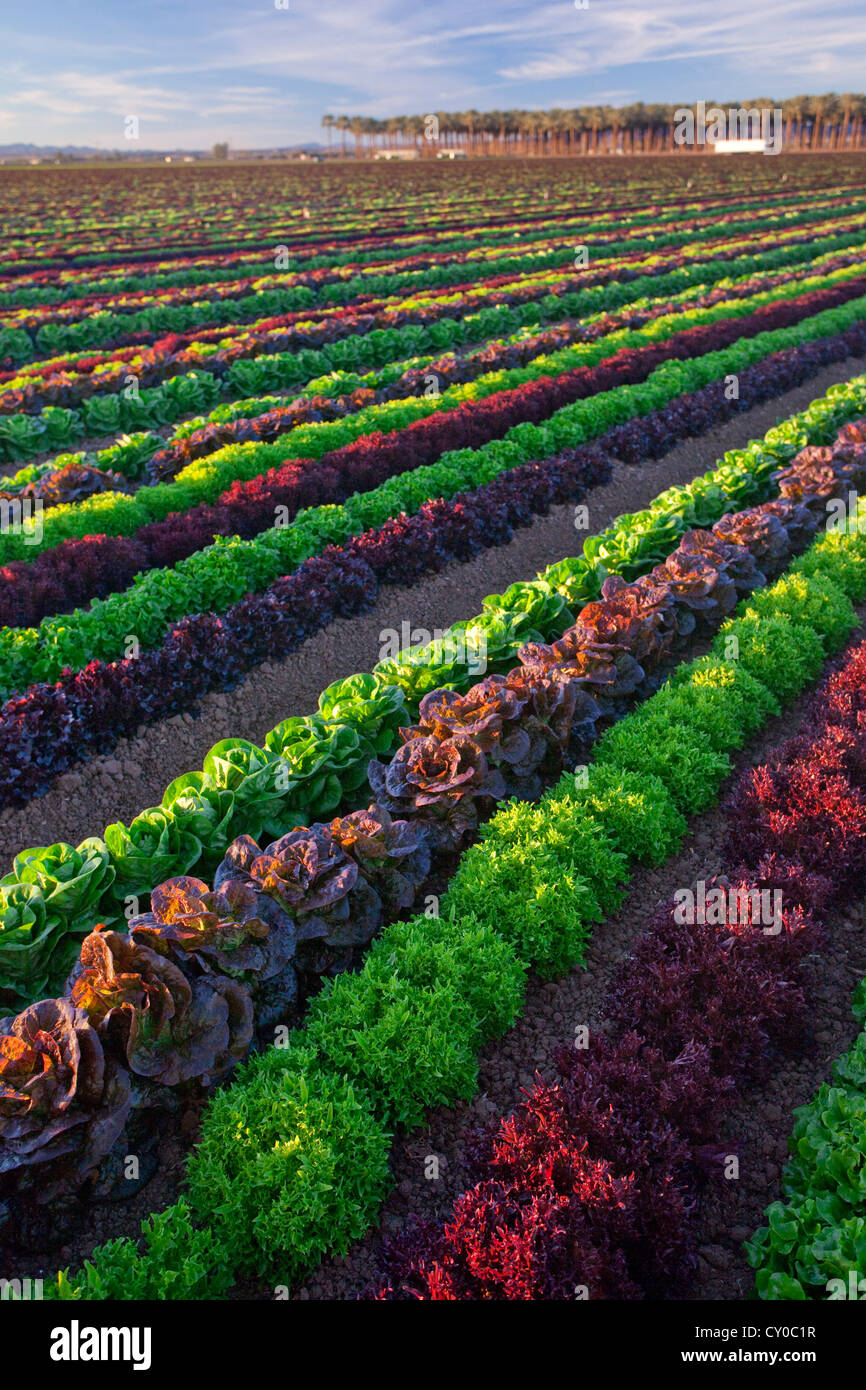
top-left (3, 153), bottom-right (866, 1306)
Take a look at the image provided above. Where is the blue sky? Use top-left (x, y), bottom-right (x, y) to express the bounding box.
top-left (2, 0), bottom-right (865, 150)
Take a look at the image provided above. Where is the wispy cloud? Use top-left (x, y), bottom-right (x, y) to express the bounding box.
top-left (3, 0), bottom-right (865, 148)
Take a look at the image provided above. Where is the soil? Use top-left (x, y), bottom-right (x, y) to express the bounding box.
top-left (3, 352), bottom-right (865, 865)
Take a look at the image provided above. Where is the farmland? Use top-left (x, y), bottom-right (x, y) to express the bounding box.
top-left (2, 153), bottom-right (866, 1305)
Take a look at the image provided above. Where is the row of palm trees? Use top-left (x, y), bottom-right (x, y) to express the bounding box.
top-left (321, 96), bottom-right (866, 157)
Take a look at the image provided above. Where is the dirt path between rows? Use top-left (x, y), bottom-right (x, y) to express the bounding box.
top-left (4, 353), bottom-right (865, 866)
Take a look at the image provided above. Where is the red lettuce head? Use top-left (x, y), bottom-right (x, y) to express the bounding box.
top-left (328, 803), bottom-right (430, 912)
top-left (771, 458), bottom-right (841, 509)
top-left (518, 628), bottom-right (645, 701)
top-left (68, 928), bottom-right (253, 1087)
top-left (836, 419), bottom-right (866, 444)
top-left (754, 496), bottom-right (819, 550)
top-left (678, 528), bottom-right (761, 593)
top-left (711, 506), bottom-right (791, 572)
top-left (129, 875), bottom-right (296, 982)
top-left (0, 997), bottom-right (131, 1198)
top-left (651, 550), bottom-right (737, 620)
top-left (368, 735), bottom-right (504, 850)
top-left (216, 825), bottom-right (383, 963)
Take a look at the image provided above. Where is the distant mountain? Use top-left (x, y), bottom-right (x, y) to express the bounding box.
top-left (0, 143), bottom-right (107, 156)
top-left (0, 141), bottom-right (329, 157)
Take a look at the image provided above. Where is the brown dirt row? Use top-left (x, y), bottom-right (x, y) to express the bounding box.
top-left (293, 616), bottom-right (866, 1303)
top-left (3, 353), bottom-right (865, 868)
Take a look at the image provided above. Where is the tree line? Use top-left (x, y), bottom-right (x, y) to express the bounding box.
top-left (320, 95), bottom-right (866, 156)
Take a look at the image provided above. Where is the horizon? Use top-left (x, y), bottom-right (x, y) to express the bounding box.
top-left (3, 0), bottom-right (866, 152)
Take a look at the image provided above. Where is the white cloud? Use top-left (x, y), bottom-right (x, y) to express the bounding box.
top-left (4, 0), bottom-right (866, 147)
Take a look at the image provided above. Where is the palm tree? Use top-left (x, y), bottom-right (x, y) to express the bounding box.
top-left (553, 106), bottom-right (572, 155)
top-left (836, 93), bottom-right (857, 149)
top-left (822, 93), bottom-right (845, 150)
top-left (789, 94), bottom-right (811, 148)
top-left (586, 105), bottom-right (606, 154)
top-left (462, 109), bottom-right (480, 155)
top-left (406, 114), bottom-right (425, 155)
top-left (328, 92), bottom-right (866, 159)
top-left (809, 92), bottom-right (831, 149)
top-left (780, 97), bottom-right (800, 151)
top-left (348, 116), bottom-right (365, 158)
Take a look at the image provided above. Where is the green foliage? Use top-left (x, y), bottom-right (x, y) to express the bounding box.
top-left (443, 801), bottom-right (625, 978)
top-left (650, 659), bottom-right (779, 751)
top-left (0, 839), bottom-right (115, 1003)
top-left (47, 1200), bottom-right (234, 1301)
top-left (547, 764), bottom-right (687, 866)
top-left (185, 1041), bottom-right (390, 1285)
top-left (748, 985), bottom-right (866, 1300)
top-left (372, 911), bottom-right (527, 1045)
top-left (789, 526), bottom-right (866, 602)
top-left (595, 715), bottom-right (731, 816)
top-left (739, 572), bottom-right (857, 652)
top-left (748, 1194), bottom-right (866, 1301)
top-left (304, 938), bottom-right (482, 1130)
top-left (104, 808), bottom-right (201, 899)
top-left (316, 673), bottom-right (407, 754)
top-left (713, 614), bottom-right (825, 702)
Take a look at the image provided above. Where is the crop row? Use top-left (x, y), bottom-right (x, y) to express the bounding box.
top-left (0, 431), bottom-right (850, 1121)
top-left (376, 614), bottom-right (866, 1299)
top-left (38, 248), bottom-right (866, 501)
top-left (38, 458), bottom-right (866, 1300)
top-left (5, 236), bottom-right (863, 495)
top-left (5, 241), bottom-right (858, 509)
top-left (0, 368), bottom-right (861, 1014)
top-left (5, 204), bottom-right (864, 415)
top-left (744, 646), bottom-right (866, 1302)
top-left (3, 319), bottom-right (865, 835)
top-left (6, 271), bottom-right (866, 581)
top-left (4, 220), bottom-right (864, 465)
top-left (5, 184), bottom-right (846, 321)
top-left (5, 193), bottom-right (851, 364)
top-left (3, 271), bottom-right (863, 648)
top-left (4, 161), bottom-right (848, 276)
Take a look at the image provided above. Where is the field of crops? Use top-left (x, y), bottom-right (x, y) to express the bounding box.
top-left (3, 153), bottom-right (866, 1305)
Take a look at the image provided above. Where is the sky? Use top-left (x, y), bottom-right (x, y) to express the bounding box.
top-left (1, 0), bottom-right (865, 150)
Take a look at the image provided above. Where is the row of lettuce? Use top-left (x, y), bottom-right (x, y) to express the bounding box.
top-left (375, 575), bottom-right (866, 1300)
top-left (2, 288), bottom-right (866, 706)
top-left (748, 976), bottom-right (866, 1301)
top-left (8, 241), bottom-right (863, 505)
top-left (4, 196), bottom-right (820, 357)
top-left (4, 165), bottom-right (846, 281)
top-left (9, 327), bottom-right (866, 819)
top-left (5, 186), bottom-right (846, 346)
top-left (35, 427), bottom-right (866, 1299)
top-left (2, 364), bottom-right (865, 1008)
top-left (3, 213), bottom-right (864, 464)
top-left (3, 251), bottom-right (864, 544)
